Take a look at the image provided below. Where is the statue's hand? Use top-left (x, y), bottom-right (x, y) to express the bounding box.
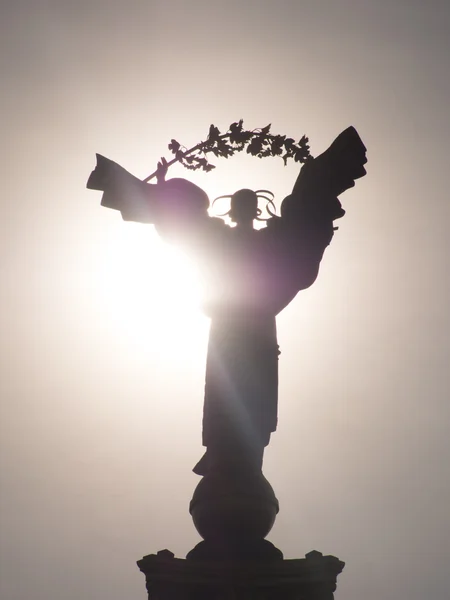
top-left (156, 157), bottom-right (169, 184)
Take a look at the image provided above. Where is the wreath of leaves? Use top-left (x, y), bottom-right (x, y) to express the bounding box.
top-left (143, 120), bottom-right (311, 182)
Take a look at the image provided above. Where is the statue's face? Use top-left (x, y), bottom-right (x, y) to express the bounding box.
top-left (229, 189), bottom-right (258, 224)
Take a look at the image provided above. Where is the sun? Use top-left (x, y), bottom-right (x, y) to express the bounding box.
top-left (94, 221), bottom-right (209, 360)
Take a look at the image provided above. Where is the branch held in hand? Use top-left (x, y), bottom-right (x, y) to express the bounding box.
top-left (144, 120), bottom-right (312, 182)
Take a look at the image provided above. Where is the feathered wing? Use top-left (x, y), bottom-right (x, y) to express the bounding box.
top-left (263, 127), bottom-right (367, 312)
top-left (86, 154), bottom-right (158, 223)
top-left (293, 126), bottom-right (367, 199)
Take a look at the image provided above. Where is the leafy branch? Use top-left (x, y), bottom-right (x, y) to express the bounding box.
top-left (143, 120), bottom-right (312, 182)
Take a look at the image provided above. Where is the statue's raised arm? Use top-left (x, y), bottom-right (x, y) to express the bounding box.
top-left (86, 153), bottom-right (211, 234)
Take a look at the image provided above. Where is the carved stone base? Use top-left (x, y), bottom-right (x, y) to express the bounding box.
top-left (137, 549), bottom-right (344, 600)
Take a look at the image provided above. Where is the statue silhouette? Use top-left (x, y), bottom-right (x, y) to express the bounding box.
top-left (87, 126), bottom-right (367, 478)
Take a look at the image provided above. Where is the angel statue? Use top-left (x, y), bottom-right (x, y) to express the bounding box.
top-left (87, 124), bottom-right (367, 480)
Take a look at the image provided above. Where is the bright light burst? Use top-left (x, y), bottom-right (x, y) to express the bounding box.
top-left (94, 223), bottom-right (209, 358)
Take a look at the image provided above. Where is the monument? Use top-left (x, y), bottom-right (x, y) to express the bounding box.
top-left (87, 121), bottom-right (367, 599)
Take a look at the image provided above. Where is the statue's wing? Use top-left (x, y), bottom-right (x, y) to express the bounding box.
top-left (87, 154), bottom-right (158, 223)
top-left (260, 128), bottom-right (367, 313)
top-left (293, 126), bottom-right (367, 199)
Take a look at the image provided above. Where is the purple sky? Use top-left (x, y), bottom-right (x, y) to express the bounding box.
top-left (1, 2), bottom-right (450, 599)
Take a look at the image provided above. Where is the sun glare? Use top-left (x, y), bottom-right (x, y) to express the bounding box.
top-left (94, 223), bottom-right (209, 359)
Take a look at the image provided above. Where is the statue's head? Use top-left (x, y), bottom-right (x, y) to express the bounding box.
top-left (229, 189), bottom-right (259, 225)
top-left (213, 189), bottom-right (276, 227)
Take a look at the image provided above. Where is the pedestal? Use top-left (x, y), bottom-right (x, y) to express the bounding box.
top-left (138, 549), bottom-right (344, 600)
top-left (138, 465), bottom-right (344, 599)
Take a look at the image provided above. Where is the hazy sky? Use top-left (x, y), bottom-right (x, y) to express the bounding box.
top-left (1, 2), bottom-right (450, 599)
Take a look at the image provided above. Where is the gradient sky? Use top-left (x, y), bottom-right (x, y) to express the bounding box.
top-left (1, 2), bottom-right (450, 599)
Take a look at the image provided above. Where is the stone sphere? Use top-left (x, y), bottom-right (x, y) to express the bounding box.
top-left (190, 471), bottom-right (279, 542)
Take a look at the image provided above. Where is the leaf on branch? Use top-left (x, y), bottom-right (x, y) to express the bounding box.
top-left (150, 121), bottom-right (311, 181)
top-left (247, 136), bottom-right (264, 155)
top-left (270, 135), bottom-right (285, 155)
top-left (216, 140), bottom-right (235, 158)
top-left (168, 139), bottom-right (181, 154)
top-left (293, 146), bottom-right (310, 163)
top-left (284, 138), bottom-right (295, 151)
top-left (256, 150), bottom-right (270, 158)
top-left (242, 130), bottom-right (254, 144)
top-left (299, 134), bottom-right (309, 147)
top-left (282, 152), bottom-right (293, 165)
top-left (229, 120), bottom-right (243, 133)
top-left (208, 124), bottom-right (221, 143)
top-left (228, 119), bottom-right (244, 143)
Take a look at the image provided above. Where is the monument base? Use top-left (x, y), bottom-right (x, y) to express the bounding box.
top-left (138, 549), bottom-right (344, 600)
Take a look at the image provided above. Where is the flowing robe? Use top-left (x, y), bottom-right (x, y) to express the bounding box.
top-left (179, 208), bottom-right (335, 474)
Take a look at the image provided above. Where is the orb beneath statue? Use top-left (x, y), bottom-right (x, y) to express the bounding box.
top-left (190, 470), bottom-right (279, 543)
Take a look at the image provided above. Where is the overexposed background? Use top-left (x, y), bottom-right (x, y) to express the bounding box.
top-left (1, 2), bottom-right (450, 599)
